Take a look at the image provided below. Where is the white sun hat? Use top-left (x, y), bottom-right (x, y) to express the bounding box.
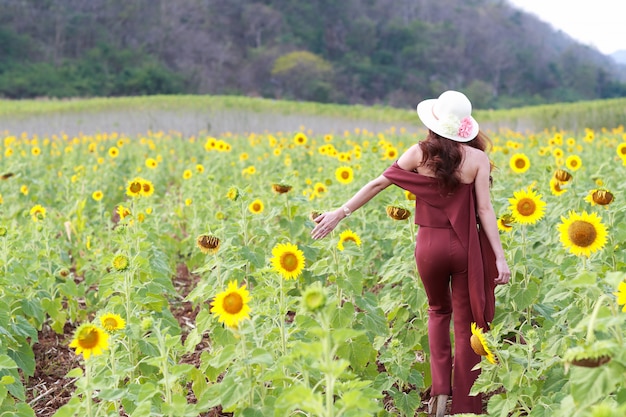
top-left (416, 90), bottom-right (480, 142)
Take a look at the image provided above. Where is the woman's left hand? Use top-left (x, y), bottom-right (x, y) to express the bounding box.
top-left (311, 209), bottom-right (343, 240)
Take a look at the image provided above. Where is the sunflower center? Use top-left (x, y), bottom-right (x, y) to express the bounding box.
top-left (130, 182), bottom-right (142, 193)
top-left (280, 253), bottom-right (299, 272)
top-left (253, 203), bottom-right (261, 211)
top-left (343, 236), bottom-right (357, 244)
top-left (517, 198), bottom-right (536, 216)
top-left (341, 171), bottom-right (350, 180)
top-left (103, 318), bottom-right (119, 329)
top-left (78, 328), bottom-right (100, 349)
top-left (621, 147), bottom-right (626, 156)
top-left (223, 293), bottom-right (244, 314)
top-left (568, 220), bottom-right (597, 248)
top-left (515, 158), bottom-right (526, 169)
top-left (570, 160), bottom-right (578, 167)
top-left (142, 183), bottom-right (151, 193)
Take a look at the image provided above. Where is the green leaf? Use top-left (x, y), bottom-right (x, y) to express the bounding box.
top-left (0, 355), bottom-right (17, 370)
top-left (273, 383), bottom-right (324, 416)
top-left (487, 393), bottom-right (519, 417)
top-left (246, 348), bottom-right (274, 366)
top-left (389, 388), bottom-right (421, 417)
top-left (570, 364), bottom-right (623, 409)
top-left (564, 270), bottom-right (597, 287)
top-left (511, 280), bottom-right (540, 311)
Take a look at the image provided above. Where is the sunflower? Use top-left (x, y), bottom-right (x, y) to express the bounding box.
top-left (509, 153), bottom-right (530, 173)
top-left (197, 234), bottom-right (220, 254)
top-left (309, 211), bottom-right (322, 223)
top-left (405, 190), bottom-right (416, 200)
top-left (508, 187), bottom-right (546, 225)
top-left (196, 164), bottom-right (204, 173)
top-left (126, 178), bottom-right (143, 197)
top-left (92, 190), bottom-right (104, 201)
top-left (337, 229), bottom-right (362, 251)
top-left (141, 179), bottom-right (154, 197)
top-left (614, 281), bottom-right (626, 312)
top-left (384, 146), bottom-right (399, 160)
top-left (210, 280), bottom-right (251, 328)
top-left (271, 242), bottom-right (306, 280)
top-left (69, 323), bottom-right (109, 359)
top-left (553, 169), bottom-right (572, 183)
top-left (470, 322), bottom-right (496, 364)
top-left (116, 205), bottom-right (131, 219)
top-left (100, 313), bottom-right (126, 331)
top-left (558, 211), bottom-right (607, 257)
top-left (31, 146), bottom-right (41, 156)
top-left (314, 182), bottom-right (327, 194)
top-left (227, 187), bottom-right (239, 201)
top-left (112, 254), bottom-right (130, 271)
top-left (272, 183), bottom-right (293, 194)
top-left (183, 169), bottom-right (193, 180)
top-left (294, 132), bottom-right (308, 146)
top-left (29, 204), bottom-right (46, 221)
top-left (565, 155), bottom-right (582, 171)
top-left (249, 199), bottom-right (264, 214)
top-left (497, 213), bottom-right (515, 232)
top-left (386, 206), bottom-right (411, 220)
top-left (616, 143), bottom-right (626, 159)
top-left (335, 166), bottom-right (354, 184)
top-left (549, 177), bottom-right (568, 196)
top-left (20, 185), bottom-right (29, 195)
top-left (145, 158), bottom-right (158, 169)
top-left (584, 189), bottom-right (614, 206)
top-left (108, 147), bottom-right (119, 158)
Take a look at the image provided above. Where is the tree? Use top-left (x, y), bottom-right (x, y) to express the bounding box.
top-left (271, 50), bottom-right (333, 101)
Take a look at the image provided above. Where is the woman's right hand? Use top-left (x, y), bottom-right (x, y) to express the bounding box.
top-left (494, 258), bottom-right (510, 285)
top-left (310, 209), bottom-right (343, 240)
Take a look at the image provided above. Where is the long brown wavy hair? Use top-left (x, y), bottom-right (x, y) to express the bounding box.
top-left (418, 129), bottom-right (492, 191)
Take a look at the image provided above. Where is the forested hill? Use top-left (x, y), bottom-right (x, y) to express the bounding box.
top-left (1, 0), bottom-right (625, 109)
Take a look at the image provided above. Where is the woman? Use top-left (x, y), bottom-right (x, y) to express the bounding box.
top-left (311, 90), bottom-right (510, 416)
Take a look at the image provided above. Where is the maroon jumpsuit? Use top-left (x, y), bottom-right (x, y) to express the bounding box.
top-left (383, 162), bottom-right (497, 414)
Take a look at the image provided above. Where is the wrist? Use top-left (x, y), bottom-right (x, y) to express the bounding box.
top-left (341, 205), bottom-right (352, 218)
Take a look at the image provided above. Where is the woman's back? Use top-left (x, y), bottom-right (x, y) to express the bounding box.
top-left (402, 141), bottom-right (486, 186)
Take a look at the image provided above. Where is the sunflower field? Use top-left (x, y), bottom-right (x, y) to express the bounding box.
top-left (1, 121), bottom-right (626, 417)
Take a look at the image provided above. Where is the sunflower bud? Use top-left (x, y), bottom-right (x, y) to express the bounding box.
top-left (301, 283), bottom-right (327, 312)
top-left (386, 206), bottom-right (411, 221)
top-left (112, 254), bottom-right (130, 271)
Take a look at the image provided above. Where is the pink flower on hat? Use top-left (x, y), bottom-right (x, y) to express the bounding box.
top-left (458, 116), bottom-right (473, 138)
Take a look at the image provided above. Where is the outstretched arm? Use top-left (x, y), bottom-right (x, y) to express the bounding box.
top-left (310, 174), bottom-right (392, 240)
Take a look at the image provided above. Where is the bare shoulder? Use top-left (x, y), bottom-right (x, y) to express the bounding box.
top-left (463, 146), bottom-right (489, 167)
top-left (459, 146), bottom-right (489, 183)
top-left (396, 143), bottom-right (423, 171)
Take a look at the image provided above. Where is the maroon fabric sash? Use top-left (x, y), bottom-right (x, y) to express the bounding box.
top-left (383, 162), bottom-right (496, 329)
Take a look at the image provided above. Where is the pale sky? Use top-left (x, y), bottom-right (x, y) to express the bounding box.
top-left (507, 0), bottom-right (626, 55)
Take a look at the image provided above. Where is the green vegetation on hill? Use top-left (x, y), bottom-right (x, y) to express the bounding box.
top-left (1, 0), bottom-right (625, 108)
